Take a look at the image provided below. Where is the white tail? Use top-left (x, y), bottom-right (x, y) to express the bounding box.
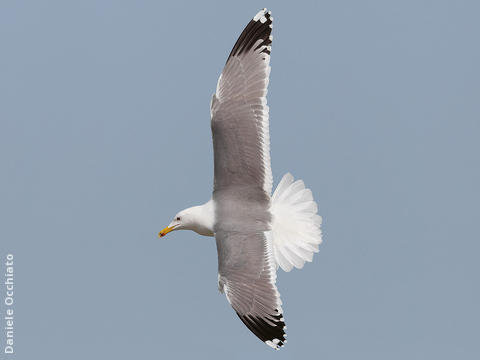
top-left (270, 173), bottom-right (323, 272)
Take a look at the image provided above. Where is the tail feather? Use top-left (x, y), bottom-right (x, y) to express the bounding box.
top-left (271, 173), bottom-right (323, 272)
top-left (271, 173), bottom-right (293, 202)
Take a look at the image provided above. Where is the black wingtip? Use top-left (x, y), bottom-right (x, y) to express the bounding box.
top-left (226, 9), bottom-right (273, 62)
top-left (236, 310), bottom-right (286, 350)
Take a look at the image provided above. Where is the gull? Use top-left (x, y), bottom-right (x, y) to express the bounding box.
top-left (158, 8), bottom-right (322, 349)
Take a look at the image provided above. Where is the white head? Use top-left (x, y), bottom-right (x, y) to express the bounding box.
top-left (158, 201), bottom-right (215, 238)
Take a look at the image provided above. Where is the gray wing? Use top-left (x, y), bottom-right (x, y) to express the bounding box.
top-left (210, 8), bottom-right (273, 195)
top-left (211, 9), bottom-right (285, 349)
top-left (216, 229), bottom-right (286, 349)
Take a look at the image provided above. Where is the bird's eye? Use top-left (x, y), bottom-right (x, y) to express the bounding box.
top-left (176, 217), bottom-right (181, 221)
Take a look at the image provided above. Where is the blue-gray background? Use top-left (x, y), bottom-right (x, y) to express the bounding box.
top-left (1, 1), bottom-right (479, 359)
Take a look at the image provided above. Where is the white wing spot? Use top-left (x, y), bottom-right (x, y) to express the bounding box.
top-left (265, 340), bottom-right (280, 350)
top-left (253, 8), bottom-right (267, 21)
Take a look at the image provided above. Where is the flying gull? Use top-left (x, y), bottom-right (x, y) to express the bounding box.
top-left (158, 8), bottom-right (322, 349)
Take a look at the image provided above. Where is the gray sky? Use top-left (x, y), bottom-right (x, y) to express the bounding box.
top-left (1, 1), bottom-right (479, 359)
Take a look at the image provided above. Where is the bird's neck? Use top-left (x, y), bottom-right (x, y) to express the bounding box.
top-left (188, 200), bottom-right (215, 237)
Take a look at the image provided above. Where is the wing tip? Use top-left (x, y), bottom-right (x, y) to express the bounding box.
top-left (236, 311), bottom-right (287, 350)
top-left (253, 8), bottom-right (272, 22)
top-left (227, 9), bottom-right (273, 61)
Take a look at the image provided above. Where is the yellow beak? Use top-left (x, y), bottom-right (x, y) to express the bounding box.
top-left (158, 226), bottom-right (174, 238)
